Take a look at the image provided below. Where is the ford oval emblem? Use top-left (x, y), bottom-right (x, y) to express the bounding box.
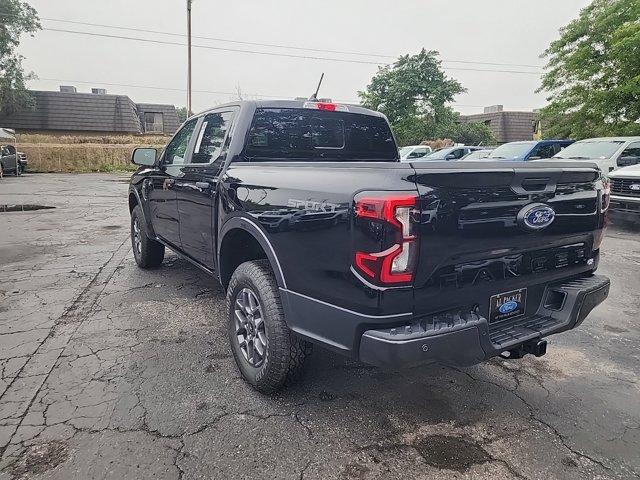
top-left (517, 203), bottom-right (555, 231)
top-left (499, 300), bottom-right (519, 314)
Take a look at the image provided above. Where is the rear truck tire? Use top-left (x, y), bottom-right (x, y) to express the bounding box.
top-left (131, 205), bottom-right (165, 268)
top-left (227, 260), bottom-right (312, 393)
top-left (14, 164), bottom-right (21, 176)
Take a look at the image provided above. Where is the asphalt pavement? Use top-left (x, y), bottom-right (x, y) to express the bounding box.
top-left (0, 173), bottom-right (638, 480)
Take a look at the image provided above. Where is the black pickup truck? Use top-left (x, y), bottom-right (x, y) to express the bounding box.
top-left (128, 100), bottom-right (610, 393)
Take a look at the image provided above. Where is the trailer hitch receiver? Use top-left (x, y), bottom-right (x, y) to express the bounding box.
top-left (501, 339), bottom-right (548, 359)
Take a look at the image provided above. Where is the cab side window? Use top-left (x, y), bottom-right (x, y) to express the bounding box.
top-left (532, 144), bottom-right (555, 159)
top-left (619, 142), bottom-right (640, 166)
top-left (190, 110), bottom-right (237, 167)
top-left (163, 118), bottom-right (198, 165)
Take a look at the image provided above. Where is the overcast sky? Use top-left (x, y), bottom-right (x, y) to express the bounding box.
top-left (19, 0), bottom-right (591, 115)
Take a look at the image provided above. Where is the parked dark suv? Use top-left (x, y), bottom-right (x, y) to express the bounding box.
top-left (128, 100), bottom-right (609, 393)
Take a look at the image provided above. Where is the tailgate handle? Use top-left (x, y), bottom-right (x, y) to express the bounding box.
top-left (521, 177), bottom-right (551, 192)
top-left (510, 172), bottom-right (559, 195)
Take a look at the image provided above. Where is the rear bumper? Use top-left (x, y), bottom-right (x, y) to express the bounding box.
top-left (358, 275), bottom-right (609, 367)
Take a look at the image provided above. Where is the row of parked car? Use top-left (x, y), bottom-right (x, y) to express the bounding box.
top-left (401, 136), bottom-right (640, 224)
top-left (400, 136), bottom-right (640, 173)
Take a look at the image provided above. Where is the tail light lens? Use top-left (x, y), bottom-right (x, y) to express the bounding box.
top-left (353, 193), bottom-right (418, 285)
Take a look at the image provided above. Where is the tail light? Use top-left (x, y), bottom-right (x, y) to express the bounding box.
top-left (353, 193), bottom-right (418, 285)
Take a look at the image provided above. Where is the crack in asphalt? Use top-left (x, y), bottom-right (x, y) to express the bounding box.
top-left (298, 458), bottom-right (312, 480)
top-left (450, 366), bottom-right (613, 473)
top-left (0, 235), bottom-right (131, 457)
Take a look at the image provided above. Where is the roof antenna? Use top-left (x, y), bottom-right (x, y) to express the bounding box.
top-left (309, 73), bottom-right (325, 101)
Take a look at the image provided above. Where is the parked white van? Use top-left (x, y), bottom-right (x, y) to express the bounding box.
top-left (550, 137), bottom-right (640, 173)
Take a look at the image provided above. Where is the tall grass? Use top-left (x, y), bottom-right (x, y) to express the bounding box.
top-left (17, 133), bottom-right (170, 145)
top-left (15, 133), bottom-right (169, 173)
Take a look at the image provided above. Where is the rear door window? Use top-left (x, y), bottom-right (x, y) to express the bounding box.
top-left (190, 109), bottom-right (238, 168)
top-left (244, 108), bottom-right (397, 161)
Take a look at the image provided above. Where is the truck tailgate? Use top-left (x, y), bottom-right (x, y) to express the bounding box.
top-left (409, 161), bottom-right (606, 318)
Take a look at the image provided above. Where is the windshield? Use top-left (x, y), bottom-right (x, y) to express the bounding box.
top-left (244, 108), bottom-right (398, 161)
top-left (553, 140), bottom-right (624, 159)
top-left (399, 147), bottom-right (413, 158)
top-left (487, 142), bottom-right (534, 159)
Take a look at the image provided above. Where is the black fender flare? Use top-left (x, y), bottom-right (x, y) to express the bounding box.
top-left (217, 215), bottom-right (287, 288)
top-left (128, 186), bottom-right (157, 238)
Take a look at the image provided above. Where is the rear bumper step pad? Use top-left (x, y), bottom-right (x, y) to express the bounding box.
top-left (358, 274), bottom-right (610, 367)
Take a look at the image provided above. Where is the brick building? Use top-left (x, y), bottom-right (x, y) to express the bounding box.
top-left (459, 105), bottom-right (539, 143)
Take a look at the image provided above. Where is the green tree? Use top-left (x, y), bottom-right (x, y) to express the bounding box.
top-left (538, 0), bottom-right (640, 139)
top-left (439, 120), bottom-right (496, 146)
top-left (176, 106), bottom-right (188, 124)
top-left (359, 49), bottom-right (467, 146)
top-left (0, 0), bottom-right (40, 115)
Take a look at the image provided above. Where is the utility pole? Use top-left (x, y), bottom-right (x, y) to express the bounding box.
top-left (187, 0), bottom-right (193, 116)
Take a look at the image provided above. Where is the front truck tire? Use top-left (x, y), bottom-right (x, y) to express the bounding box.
top-left (131, 205), bottom-right (165, 268)
top-left (227, 260), bottom-right (312, 393)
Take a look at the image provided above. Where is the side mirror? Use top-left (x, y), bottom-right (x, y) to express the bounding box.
top-left (132, 148), bottom-right (157, 166)
top-left (445, 153), bottom-right (456, 160)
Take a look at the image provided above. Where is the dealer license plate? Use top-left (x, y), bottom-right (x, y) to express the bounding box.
top-left (489, 288), bottom-right (527, 323)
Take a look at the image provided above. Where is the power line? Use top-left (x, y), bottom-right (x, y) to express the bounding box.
top-left (41, 17), bottom-right (396, 61)
top-left (38, 16), bottom-right (544, 69)
top-left (42, 28), bottom-right (386, 66)
top-left (41, 27), bottom-right (544, 75)
top-left (0, 10), bottom-right (545, 69)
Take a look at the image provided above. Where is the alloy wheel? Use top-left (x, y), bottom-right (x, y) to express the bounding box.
top-left (234, 287), bottom-right (267, 367)
top-left (133, 218), bottom-right (142, 256)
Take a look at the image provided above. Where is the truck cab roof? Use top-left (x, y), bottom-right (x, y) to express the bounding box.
top-left (195, 100), bottom-right (386, 119)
